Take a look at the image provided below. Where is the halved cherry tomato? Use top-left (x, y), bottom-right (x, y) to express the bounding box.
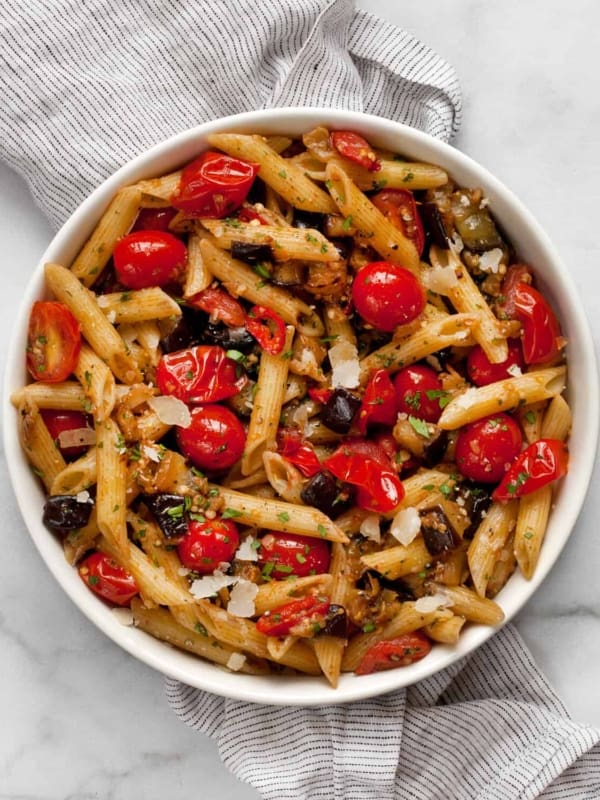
top-left (330, 131), bottom-right (381, 172)
top-left (256, 595), bottom-right (330, 638)
top-left (79, 552), bottom-right (139, 606)
top-left (355, 631), bottom-right (432, 675)
top-left (467, 339), bottom-right (524, 386)
top-left (497, 263), bottom-right (532, 319)
top-left (455, 413), bottom-right (522, 483)
top-left (41, 409), bottom-right (93, 459)
top-left (308, 387), bottom-right (333, 405)
top-left (352, 262), bottom-right (425, 332)
top-left (371, 189), bottom-right (425, 256)
top-left (245, 305), bottom-right (286, 354)
top-left (277, 428), bottom-right (322, 478)
top-left (511, 284), bottom-right (562, 365)
top-left (113, 231), bottom-right (187, 289)
top-left (187, 286), bottom-right (246, 327)
top-left (132, 207), bottom-right (178, 232)
top-left (394, 365), bottom-right (446, 423)
top-left (373, 432), bottom-right (400, 468)
top-left (258, 531), bottom-right (330, 580)
top-left (26, 301), bottom-right (81, 382)
top-left (156, 345), bottom-right (246, 403)
top-left (358, 369), bottom-right (397, 434)
top-left (177, 518), bottom-right (240, 574)
top-left (493, 438), bottom-right (568, 501)
top-left (324, 439), bottom-right (404, 513)
top-left (176, 404), bottom-right (246, 472)
top-left (171, 151), bottom-right (259, 218)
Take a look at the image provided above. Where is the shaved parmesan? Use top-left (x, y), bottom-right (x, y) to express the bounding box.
top-left (226, 652), bottom-right (247, 672)
top-left (142, 444), bottom-right (162, 463)
top-left (106, 310), bottom-right (117, 324)
top-left (58, 427), bottom-right (96, 450)
top-left (111, 607), bottom-right (135, 626)
top-left (359, 514), bottom-right (381, 543)
top-left (329, 340), bottom-right (360, 389)
top-left (76, 490), bottom-right (91, 504)
top-left (422, 265), bottom-right (458, 295)
top-left (507, 364), bottom-right (522, 377)
top-left (177, 567), bottom-right (191, 577)
top-left (235, 536), bottom-right (259, 562)
top-left (390, 507), bottom-right (421, 546)
top-left (96, 295), bottom-right (110, 308)
top-left (227, 579), bottom-right (259, 618)
top-left (190, 571), bottom-right (236, 599)
top-left (478, 248), bottom-right (504, 274)
top-left (450, 233), bottom-right (464, 254)
top-left (148, 395), bottom-right (191, 428)
top-left (414, 592), bottom-right (453, 613)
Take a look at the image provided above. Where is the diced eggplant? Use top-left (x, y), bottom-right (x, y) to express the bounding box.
top-left (43, 494), bottom-right (94, 533)
top-left (356, 569), bottom-right (416, 601)
top-left (143, 493), bottom-right (189, 541)
top-left (419, 504), bottom-right (458, 555)
top-left (293, 210), bottom-right (324, 230)
top-left (271, 260), bottom-right (307, 288)
top-left (422, 428), bottom-right (449, 468)
top-left (320, 604), bottom-right (348, 637)
top-left (300, 471), bottom-right (352, 519)
top-left (202, 322), bottom-right (256, 352)
top-left (452, 190), bottom-right (503, 253)
top-left (321, 388), bottom-right (361, 434)
top-left (421, 202), bottom-right (450, 249)
top-left (231, 241), bottom-right (273, 265)
top-left (457, 482), bottom-right (493, 539)
top-left (159, 306), bottom-right (203, 353)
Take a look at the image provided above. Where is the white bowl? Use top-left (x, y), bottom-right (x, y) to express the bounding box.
top-left (4, 108), bottom-right (598, 705)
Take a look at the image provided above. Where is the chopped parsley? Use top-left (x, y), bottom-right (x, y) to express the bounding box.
top-left (277, 511), bottom-right (290, 523)
top-left (222, 507), bottom-right (243, 519)
top-left (317, 524), bottom-right (327, 538)
top-left (408, 415), bottom-right (430, 438)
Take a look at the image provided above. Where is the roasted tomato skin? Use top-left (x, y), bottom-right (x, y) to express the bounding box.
top-left (187, 287), bottom-right (246, 327)
top-left (177, 519), bottom-right (240, 574)
top-left (512, 284), bottom-right (562, 365)
top-left (245, 305), bottom-right (287, 354)
top-left (176, 404), bottom-right (246, 472)
top-left (355, 632), bottom-right (432, 675)
top-left (113, 231), bottom-right (187, 289)
top-left (171, 151), bottom-right (259, 218)
top-left (393, 365), bottom-right (445, 423)
top-left (79, 552), bottom-right (139, 606)
top-left (26, 301), bottom-right (81, 382)
top-left (330, 130), bottom-right (381, 171)
top-left (493, 438), bottom-right (568, 501)
top-left (156, 345), bottom-right (246, 404)
top-left (358, 369), bottom-right (397, 434)
top-left (258, 531), bottom-right (330, 580)
top-left (455, 413), bottom-right (523, 484)
top-left (352, 262), bottom-right (425, 332)
top-left (466, 339), bottom-right (525, 386)
top-left (256, 595), bottom-right (331, 637)
top-left (371, 189), bottom-right (425, 256)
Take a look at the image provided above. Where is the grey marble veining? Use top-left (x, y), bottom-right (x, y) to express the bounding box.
top-left (1, 2), bottom-right (599, 797)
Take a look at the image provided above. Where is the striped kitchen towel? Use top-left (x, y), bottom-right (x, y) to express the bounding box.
top-left (1, 1), bottom-right (599, 798)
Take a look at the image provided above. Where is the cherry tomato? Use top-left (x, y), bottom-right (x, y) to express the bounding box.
top-left (493, 438), bottom-right (568, 501)
top-left (512, 283), bottom-right (562, 365)
top-left (171, 151), bottom-right (259, 218)
top-left (238, 204), bottom-right (268, 225)
top-left (40, 409), bottom-right (93, 459)
top-left (352, 262), bottom-right (425, 332)
top-left (330, 131), bottom-right (381, 172)
top-left (176, 404), bottom-right (246, 472)
top-left (132, 207), bottom-right (178, 232)
top-left (358, 369), bottom-right (397, 434)
top-left (308, 387), bottom-right (333, 405)
top-left (177, 518), bottom-right (240, 574)
top-left (277, 428), bottom-right (322, 478)
top-left (394, 365), bottom-right (446, 423)
top-left (455, 413), bottom-right (523, 483)
top-left (245, 305), bottom-right (287, 354)
top-left (187, 286), bottom-right (246, 327)
top-left (258, 531), bottom-right (330, 580)
top-left (355, 632), bottom-right (432, 675)
top-left (467, 339), bottom-right (524, 386)
top-left (497, 263), bottom-right (532, 319)
top-left (26, 301), bottom-right (81, 382)
top-left (373, 432), bottom-right (400, 468)
top-left (371, 189), bottom-right (425, 256)
top-left (113, 230), bottom-right (187, 290)
top-left (256, 595), bottom-right (330, 638)
top-left (79, 552), bottom-right (139, 606)
top-left (324, 439), bottom-right (404, 513)
top-left (156, 345), bottom-right (246, 404)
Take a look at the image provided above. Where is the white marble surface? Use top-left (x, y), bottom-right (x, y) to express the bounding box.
top-left (1, 2), bottom-right (600, 797)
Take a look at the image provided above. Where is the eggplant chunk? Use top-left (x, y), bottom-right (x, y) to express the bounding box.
top-left (419, 504), bottom-right (458, 555)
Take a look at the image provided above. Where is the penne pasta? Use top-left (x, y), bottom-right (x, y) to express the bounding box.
top-left (17, 397), bottom-right (66, 492)
top-left (541, 394), bottom-right (572, 442)
top-left (468, 501), bottom-right (518, 597)
top-left (74, 343), bottom-right (116, 422)
top-left (95, 418), bottom-right (128, 555)
top-left (96, 288), bottom-right (182, 324)
top-left (514, 485), bottom-right (553, 580)
top-left (11, 381), bottom-right (87, 412)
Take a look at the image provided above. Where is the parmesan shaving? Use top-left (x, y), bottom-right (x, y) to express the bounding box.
top-left (414, 592), bottom-right (453, 613)
top-left (227, 579), bottom-right (259, 618)
top-left (148, 395), bottom-right (192, 428)
top-left (75, 490), bottom-right (91, 504)
top-left (329, 340), bottom-right (360, 389)
top-left (57, 428), bottom-right (96, 449)
top-left (235, 536), bottom-right (259, 562)
top-left (226, 652), bottom-right (247, 672)
top-left (507, 364), bottom-right (523, 377)
top-left (142, 444), bottom-right (162, 463)
top-left (390, 507), bottom-right (421, 546)
top-left (190, 570), bottom-right (236, 599)
top-left (478, 248), bottom-right (504, 274)
top-left (359, 514), bottom-right (381, 544)
top-left (111, 607), bottom-right (135, 626)
top-left (422, 265), bottom-right (458, 295)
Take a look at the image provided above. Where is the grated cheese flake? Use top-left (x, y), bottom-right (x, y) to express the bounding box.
top-left (390, 507), bottom-right (421, 546)
top-left (507, 364), bottom-right (523, 377)
top-left (235, 536), bottom-right (259, 562)
top-left (479, 248), bottom-right (504, 274)
top-left (422, 265), bottom-right (458, 295)
top-left (111, 607), bottom-right (135, 626)
top-left (227, 579), bottom-right (259, 618)
top-left (226, 652), bottom-right (247, 672)
top-left (75, 490), bottom-right (91, 504)
top-left (190, 570), bottom-right (237, 599)
top-left (414, 592), bottom-right (453, 613)
top-left (359, 514), bottom-right (381, 544)
top-left (329, 340), bottom-right (360, 389)
top-left (148, 395), bottom-right (192, 428)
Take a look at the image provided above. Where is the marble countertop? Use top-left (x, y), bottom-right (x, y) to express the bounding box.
top-left (1, 2), bottom-right (599, 797)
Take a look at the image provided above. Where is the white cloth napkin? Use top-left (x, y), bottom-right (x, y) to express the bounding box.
top-left (1, 1), bottom-right (599, 797)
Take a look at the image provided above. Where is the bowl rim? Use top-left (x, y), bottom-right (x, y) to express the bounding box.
top-left (4, 106), bottom-right (598, 706)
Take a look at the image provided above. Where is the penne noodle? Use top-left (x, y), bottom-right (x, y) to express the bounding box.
top-left (423, 613), bottom-right (466, 644)
top-left (262, 451), bottom-right (306, 504)
top-left (50, 446), bottom-right (97, 496)
top-left (17, 397), bottom-right (66, 492)
top-left (95, 418), bottom-right (128, 555)
top-left (96, 288), bottom-right (182, 324)
top-left (468, 501), bottom-right (518, 597)
top-left (360, 537), bottom-right (431, 580)
top-left (429, 583), bottom-right (504, 626)
top-left (254, 574), bottom-right (333, 616)
top-left (514, 485), bottom-right (552, 580)
top-left (135, 170), bottom-right (181, 201)
top-left (183, 228), bottom-right (213, 297)
top-left (74, 343), bottom-right (116, 422)
top-left (541, 394), bottom-right (572, 441)
top-left (11, 381), bottom-right (87, 412)
top-left (63, 509), bottom-right (100, 565)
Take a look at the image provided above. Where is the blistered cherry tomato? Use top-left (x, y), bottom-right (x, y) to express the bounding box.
top-left (355, 632), bottom-right (432, 675)
top-left (358, 369), bottom-right (397, 433)
top-left (455, 413), bottom-right (522, 483)
top-left (188, 286), bottom-right (246, 327)
top-left (79, 552), bottom-right (139, 606)
top-left (352, 262), bottom-right (425, 332)
top-left (512, 284), bottom-right (562, 365)
top-left (177, 518), bottom-right (240, 574)
top-left (330, 131), bottom-right (381, 172)
top-left (493, 438), bottom-right (568, 501)
top-left (132, 207), bottom-right (178, 232)
top-left (258, 532), bottom-right (330, 580)
top-left (26, 301), bottom-right (81, 382)
top-left (308, 387), bottom-right (333, 405)
top-left (256, 595), bottom-right (330, 638)
top-left (277, 428), bottom-right (322, 478)
top-left (324, 439), bottom-right (404, 513)
top-left (394, 365), bottom-right (446, 423)
top-left (497, 263), bottom-right (532, 319)
top-left (176, 404), bottom-right (246, 472)
top-left (156, 345), bottom-right (246, 404)
top-left (113, 231), bottom-right (187, 289)
top-left (467, 339), bottom-right (524, 386)
top-left (40, 409), bottom-right (93, 459)
top-left (371, 189), bottom-right (425, 256)
top-left (245, 305), bottom-right (287, 354)
top-left (171, 151), bottom-right (259, 218)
